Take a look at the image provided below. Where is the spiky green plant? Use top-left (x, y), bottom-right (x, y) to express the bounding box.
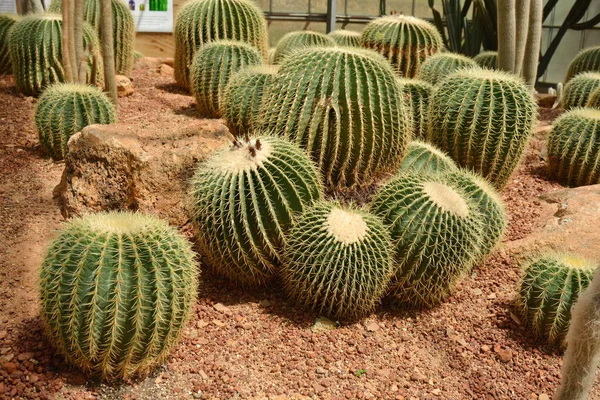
top-left (174, 0), bottom-right (269, 89)
top-left (190, 40), bottom-right (264, 118)
top-left (222, 65), bottom-right (278, 137)
top-left (189, 134), bottom-right (322, 286)
top-left (282, 201), bottom-right (394, 320)
top-left (40, 212), bottom-right (199, 380)
top-left (268, 47), bottom-right (276, 64)
top-left (547, 108), bottom-right (600, 187)
top-left (396, 78), bottom-right (434, 139)
top-left (566, 46), bottom-right (600, 82)
top-left (398, 141), bottom-right (457, 175)
top-left (426, 67), bottom-right (537, 189)
top-left (327, 29), bottom-right (361, 48)
top-left (360, 15), bottom-right (443, 78)
top-left (272, 31), bottom-right (335, 64)
top-left (8, 14), bottom-right (103, 96)
top-left (473, 51), bottom-right (498, 69)
top-left (562, 72), bottom-right (600, 110)
top-left (515, 253), bottom-right (597, 346)
top-left (48, 0), bottom-right (135, 75)
top-left (588, 86), bottom-right (600, 109)
top-left (419, 52), bottom-right (478, 86)
top-left (257, 47), bottom-right (411, 190)
top-left (0, 13), bottom-right (20, 75)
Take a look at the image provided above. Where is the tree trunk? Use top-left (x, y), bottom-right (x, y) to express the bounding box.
top-left (513, 0), bottom-right (530, 74)
top-left (101, 0), bottom-right (118, 104)
top-left (522, 0), bottom-right (543, 89)
top-left (497, 0), bottom-right (516, 72)
top-left (21, 0), bottom-right (45, 14)
top-left (74, 0), bottom-right (85, 83)
top-left (61, 0), bottom-right (74, 82)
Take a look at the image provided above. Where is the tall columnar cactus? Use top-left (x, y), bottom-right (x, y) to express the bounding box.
top-left (35, 83), bottom-right (117, 161)
top-left (258, 47), bottom-right (411, 190)
top-left (515, 253), bottom-right (596, 346)
top-left (190, 40), bottom-right (264, 118)
top-left (419, 53), bottom-right (478, 86)
top-left (473, 51), bottom-right (498, 69)
top-left (40, 212), bottom-right (199, 379)
top-left (174, 0), bottom-right (269, 89)
top-left (282, 201), bottom-right (394, 320)
top-left (398, 141), bottom-right (457, 175)
top-left (8, 14), bottom-right (103, 96)
top-left (222, 65), bottom-right (278, 137)
top-left (547, 108), bottom-right (600, 187)
top-left (426, 68), bottom-right (537, 189)
top-left (272, 31), bottom-right (335, 64)
top-left (327, 29), bottom-right (361, 48)
top-left (48, 0), bottom-right (135, 75)
top-left (396, 78), bottom-right (434, 139)
top-left (189, 134), bottom-right (322, 286)
top-left (360, 15), bottom-right (443, 78)
top-left (562, 72), bottom-right (600, 110)
top-left (566, 46), bottom-right (600, 82)
top-left (0, 14), bottom-right (20, 75)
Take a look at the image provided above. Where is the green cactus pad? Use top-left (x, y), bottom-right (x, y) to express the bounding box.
top-left (562, 72), bottom-right (600, 110)
top-left (473, 51), bottom-right (497, 69)
top-left (396, 78), bottom-right (434, 139)
top-left (515, 253), bottom-right (597, 346)
top-left (282, 201), bottom-right (394, 320)
top-left (0, 13), bottom-right (20, 75)
top-left (398, 141), bottom-right (458, 175)
top-left (174, 0), bottom-right (269, 89)
top-left (566, 46), bottom-right (600, 82)
top-left (426, 67), bottom-right (537, 189)
top-left (327, 29), bottom-right (361, 47)
top-left (273, 31), bottom-right (336, 64)
top-left (547, 108), bottom-right (600, 187)
top-left (361, 15), bottom-right (443, 78)
top-left (189, 134), bottom-right (322, 286)
top-left (419, 53), bottom-right (478, 86)
top-left (40, 212), bottom-right (199, 379)
top-left (35, 83), bottom-right (117, 161)
top-left (258, 47), bottom-right (411, 190)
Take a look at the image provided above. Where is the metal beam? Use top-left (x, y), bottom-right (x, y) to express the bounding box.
top-left (326, 0), bottom-right (336, 33)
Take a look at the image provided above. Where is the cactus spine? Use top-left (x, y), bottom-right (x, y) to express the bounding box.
top-left (0, 14), bottom-right (20, 75)
top-left (398, 141), bottom-right (457, 175)
top-left (473, 51), bottom-right (498, 69)
top-left (562, 72), bottom-right (600, 110)
top-left (273, 31), bottom-right (336, 64)
top-left (419, 53), bottom-right (478, 86)
top-left (40, 212), bottom-right (199, 379)
top-left (174, 0), bottom-right (269, 89)
top-left (327, 29), bottom-right (361, 48)
top-left (566, 46), bottom-right (600, 82)
top-left (396, 78), bottom-right (434, 139)
top-left (189, 134), bottom-right (322, 286)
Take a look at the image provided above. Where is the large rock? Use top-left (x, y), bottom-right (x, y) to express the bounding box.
top-left (54, 119), bottom-right (232, 225)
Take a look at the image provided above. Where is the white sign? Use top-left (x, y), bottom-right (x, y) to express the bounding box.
top-left (0, 0), bottom-right (17, 13)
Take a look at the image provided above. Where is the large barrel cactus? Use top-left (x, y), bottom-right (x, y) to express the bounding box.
top-left (566, 46), bottom-right (600, 82)
top-left (258, 47), bottom-right (411, 190)
top-left (8, 14), bottom-right (103, 96)
top-left (562, 72), bottom-right (600, 110)
top-left (40, 212), bottom-right (199, 379)
top-left (282, 201), bottom-right (394, 320)
top-left (515, 253), bottom-right (597, 346)
top-left (328, 29), bottom-right (361, 48)
top-left (426, 68), bottom-right (537, 189)
top-left (396, 78), bottom-right (434, 139)
top-left (189, 134), bottom-right (322, 286)
top-left (419, 52), bottom-right (478, 86)
top-left (174, 0), bottom-right (269, 89)
top-left (190, 40), bottom-right (264, 118)
top-left (547, 108), bottom-right (600, 187)
top-left (361, 15), bottom-right (443, 78)
top-left (398, 141), bottom-right (457, 175)
top-left (0, 13), bottom-right (20, 75)
top-left (272, 31), bottom-right (335, 64)
top-left (473, 51), bottom-right (498, 69)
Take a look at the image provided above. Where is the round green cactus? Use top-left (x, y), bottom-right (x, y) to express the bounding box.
top-left (473, 51), bottom-right (497, 69)
top-left (174, 0), bottom-right (269, 89)
top-left (0, 13), bottom-right (20, 75)
top-left (282, 201), bottom-right (394, 320)
top-left (398, 141), bottom-right (457, 175)
top-left (272, 31), bottom-right (335, 64)
top-left (562, 72), bottom-right (600, 110)
top-left (588, 86), bottom-right (600, 109)
top-left (419, 52), bottom-right (478, 86)
top-left (190, 40), bottom-right (264, 118)
top-left (189, 134), bottom-right (322, 286)
top-left (515, 253), bottom-right (597, 346)
top-left (396, 78), bottom-right (434, 139)
top-left (40, 212), bottom-right (199, 379)
top-left (257, 47), bottom-right (411, 190)
top-left (361, 15), bottom-right (443, 78)
top-left (327, 29), bottom-right (361, 47)
top-left (35, 83), bottom-right (117, 161)
top-left (8, 14), bottom-right (103, 96)
top-left (566, 46), bottom-right (600, 82)
top-left (547, 108), bottom-right (600, 187)
top-left (222, 65), bottom-right (278, 137)
top-left (426, 68), bottom-right (537, 189)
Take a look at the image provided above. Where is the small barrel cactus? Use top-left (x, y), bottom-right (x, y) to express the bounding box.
top-left (398, 141), bottom-right (457, 175)
top-left (258, 47), bottom-right (411, 190)
top-left (426, 67), bottom-right (537, 189)
top-left (547, 108), bottom-right (600, 187)
top-left (396, 78), bottom-right (434, 139)
top-left (189, 134), bottom-right (322, 286)
top-left (588, 86), bottom-right (600, 109)
top-left (327, 29), bottom-right (361, 47)
top-left (282, 201), bottom-right (394, 320)
top-left (0, 13), bottom-right (20, 75)
top-left (473, 51), bottom-right (498, 69)
top-left (562, 72), bottom-right (600, 110)
top-left (174, 0), bottom-right (269, 89)
top-left (515, 253), bottom-right (597, 346)
top-left (8, 14), bottom-right (103, 96)
top-left (35, 83), bottom-right (117, 161)
top-left (361, 15), bottom-right (443, 78)
top-left (419, 53), bottom-right (478, 86)
top-left (566, 46), bottom-right (600, 82)
top-left (40, 212), bottom-right (199, 379)
top-left (190, 40), bottom-right (264, 118)
top-left (222, 65), bottom-right (278, 137)
top-left (272, 31), bottom-right (335, 64)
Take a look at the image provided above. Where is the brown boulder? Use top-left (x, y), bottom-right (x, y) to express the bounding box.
top-left (116, 75), bottom-right (134, 97)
